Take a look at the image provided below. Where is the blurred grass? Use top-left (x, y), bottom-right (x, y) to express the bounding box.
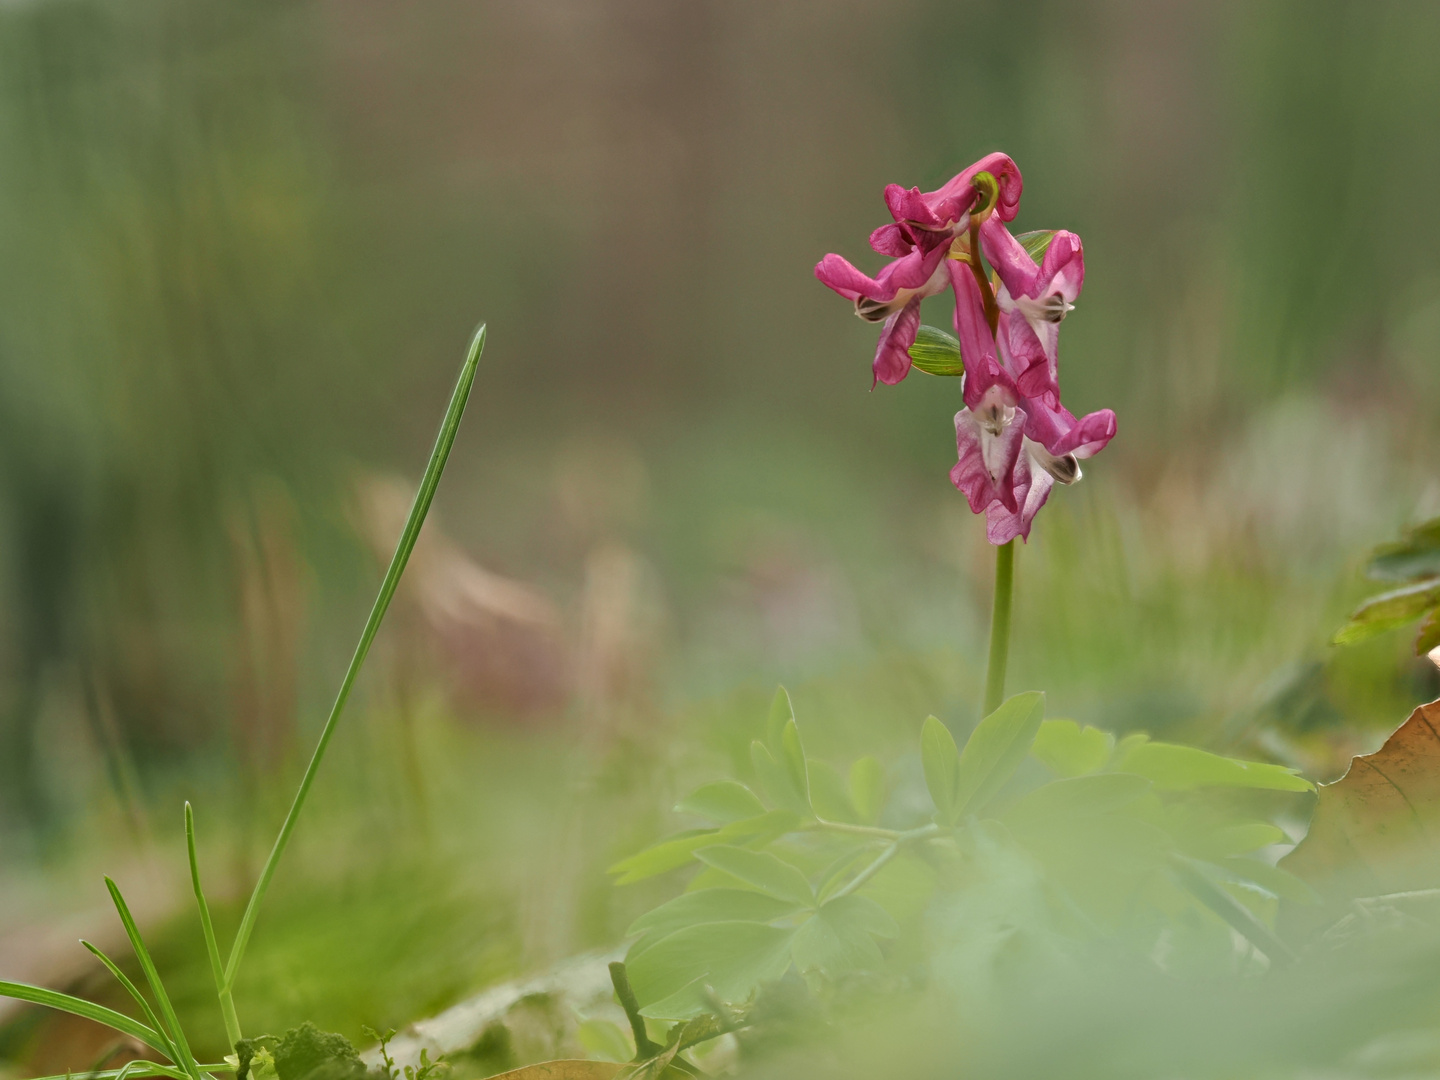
top-left (0, 0), bottom-right (1438, 1072)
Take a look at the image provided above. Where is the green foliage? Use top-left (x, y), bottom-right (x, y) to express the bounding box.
top-left (906, 325), bottom-right (965, 376)
top-left (1334, 515), bottom-right (1440, 654)
top-left (610, 685), bottom-right (1312, 1026)
top-left (1031, 719), bottom-right (1114, 777)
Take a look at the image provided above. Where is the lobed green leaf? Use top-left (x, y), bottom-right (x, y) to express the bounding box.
top-left (953, 691), bottom-right (1046, 818)
top-left (694, 845), bottom-right (815, 907)
top-left (627, 921), bottom-right (796, 1018)
top-left (675, 781), bottom-right (766, 823)
top-left (1031, 718), bottom-right (1114, 778)
top-left (750, 741), bottom-right (810, 815)
top-left (790, 895), bottom-right (897, 977)
top-left (849, 756), bottom-right (886, 824)
top-left (807, 759), bottom-right (860, 823)
top-left (627, 888), bottom-right (803, 942)
top-left (1116, 742), bottom-right (1313, 792)
top-left (920, 715), bottom-right (962, 824)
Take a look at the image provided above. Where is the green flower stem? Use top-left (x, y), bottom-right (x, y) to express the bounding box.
top-left (829, 823), bottom-right (941, 902)
top-left (982, 539), bottom-right (1016, 717)
top-left (810, 818), bottom-right (902, 841)
top-left (220, 325), bottom-right (486, 1020)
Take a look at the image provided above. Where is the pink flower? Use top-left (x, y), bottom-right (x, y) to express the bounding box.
top-left (814, 154), bottom-right (1115, 544)
top-left (814, 154), bottom-right (1022, 387)
top-left (947, 226), bottom-right (1115, 542)
top-left (980, 216), bottom-right (1085, 400)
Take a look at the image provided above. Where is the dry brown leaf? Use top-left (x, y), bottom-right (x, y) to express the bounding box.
top-left (482, 1061), bottom-right (625, 1080)
top-left (1281, 698), bottom-right (1440, 931)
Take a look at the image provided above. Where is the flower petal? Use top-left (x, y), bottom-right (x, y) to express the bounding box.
top-left (951, 401), bottom-right (1026, 515)
top-left (984, 452), bottom-right (1055, 544)
top-left (1023, 399), bottom-right (1117, 460)
top-left (925, 153), bottom-right (1024, 225)
top-left (948, 261), bottom-right (1014, 410)
top-left (815, 243), bottom-right (947, 304)
top-left (872, 299), bottom-right (921, 386)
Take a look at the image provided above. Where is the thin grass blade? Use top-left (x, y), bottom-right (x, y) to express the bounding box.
top-left (25, 1064), bottom-right (230, 1080)
top-left (104, 877), bottom-right (204, 1078)
top-left (185, 802), bottom-right (240, 1046)
top-left (223, 324), bottom-right (485, 995)
top-left (0, 979), bottom-right (167, 1054)
top-left (80, 940), bottom-right (177, 1062)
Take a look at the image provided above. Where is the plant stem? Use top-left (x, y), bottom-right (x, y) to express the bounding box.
top-left (982, 539), bottom-right (1015, 716)
top-left (810, 818), bottom-right (900, 841)
top-left (829, 823), bottom-right (940, 901)
top-left (220, 324), bottom-right (486, 1016)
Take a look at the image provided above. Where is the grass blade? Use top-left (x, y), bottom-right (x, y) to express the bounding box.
top-left (185, 802), bottom-right (240, 1047)
top-left (222, 323), bottom-right (486, 1003)
top-left (25, 1065), bottom-right (231, 1080)
top-left (0, 979), bottom-right (167, 1054)
top-left (79, 940), bottom-right (178, 1063)
top-left (104, 877), bottom-right (203, 1078)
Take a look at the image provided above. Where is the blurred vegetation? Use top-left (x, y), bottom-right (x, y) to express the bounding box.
top-left (0, 0), bottom-right (1438, 1073)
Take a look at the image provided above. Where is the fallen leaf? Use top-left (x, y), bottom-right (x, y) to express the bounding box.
top-left (1280, 698), bottom-right (1440, 933)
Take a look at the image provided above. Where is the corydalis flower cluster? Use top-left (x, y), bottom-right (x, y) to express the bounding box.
top-left (815, 153), bottom-right (1116, 544)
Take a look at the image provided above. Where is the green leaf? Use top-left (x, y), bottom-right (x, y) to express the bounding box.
top-left (225, 325), bottom-right (485, 993)
top-left (1004, 774), bottom-right (1154, 824)
top-left (790, 895), bottom-right (898, 977)
top-left (0, 980), bottom-right (169, 1055)
top-left (779, 719), bottom-right (811, 807)
top-left (751, 741), bottom-right (810, 815)
top-left (1015, 229), bottom-right (1057, 261)
top-left (104, 878), bottom-right (202, 1077)
top-left (609, 811), bottom-right (802, 885)
top-left (920, 715), bottom-right (962, 824)
top-left (676, 781), bottom-right (766, 823)
top-left (767, 685), bottom-right (796, 744)
top-left (577, 1019), bottom-right (633, 1063)
top-left (627, 889), bottom-right (803, 940)
top-left (626, 922), bottom-right (796, 1017)
top-left (907, 325), bottom-right (964, 377)
top-left (79, 941), bottom-right (177, 1062)
top-left (185, 803), bottom-right (238, 1048)
top-left (807, 759), bottom-right (859, 823)
top-left (849, 756), bottom-right (885, 824)
top-left (953, 691), bottom-right (1046, 818)
top-left (694, 846), bottom-right (815, 907)
top-left (609, 830), bottom-right (720, 885)
top-left (1333, 579), bottom-right (1440, 645)
top-left (1031, 718), bottom-right (1114, 778)
top-left (1366, 516), bottom-right (1440, 581)
top-left (1116, 742), bottom-right (1313, 792)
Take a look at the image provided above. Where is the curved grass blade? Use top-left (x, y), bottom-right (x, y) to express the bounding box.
top-left (104, 877), bottom-right (203, 1078)
top-left (223, 323), bottom-right (486, 1006)
top-left (25, 1064), bottom-right (231, 1080)
top-left (80, 940), bottom-right (177, 1063)
top-left (0, 979), bottom-right (167, 1054)
top-left (185, 802), bottom-right (240, 1047)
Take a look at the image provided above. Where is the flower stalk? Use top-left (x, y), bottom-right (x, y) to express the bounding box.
top-left (983, 539), bottom-right (1015, 716)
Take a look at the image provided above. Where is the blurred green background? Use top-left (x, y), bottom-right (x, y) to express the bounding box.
top-left (1, 0), bottom-right (1438, 1069)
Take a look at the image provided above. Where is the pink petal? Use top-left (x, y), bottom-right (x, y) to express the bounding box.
top-left (951, 404), bottom-right (1026, 515)
top-left (1023, 399), bottom-right (1117, 460)
top-left (979, 217), bottom-right (1041, 300)
top-left (997, 307), bottom-right (1058, 400)
top-left (947, 261), bottom-right (1014, 410)
top-left (869, 223), bottom-right (912, 257)
top-left (1037, 231), bottom-right (1085, 304)
top-left (885, 184), bottom-right (943, 229)
top-left (925, 152), bottom-right (1024, 225)
top-left (984, 454), bottom-right (1055, 544)
top-left (872, 299), bottom-right (921, 386)
top-left (814, 244), bottom-right (943, 303)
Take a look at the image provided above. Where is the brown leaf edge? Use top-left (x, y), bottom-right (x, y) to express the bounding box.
top-left (1279, 698), bottom-right (1440, 935)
